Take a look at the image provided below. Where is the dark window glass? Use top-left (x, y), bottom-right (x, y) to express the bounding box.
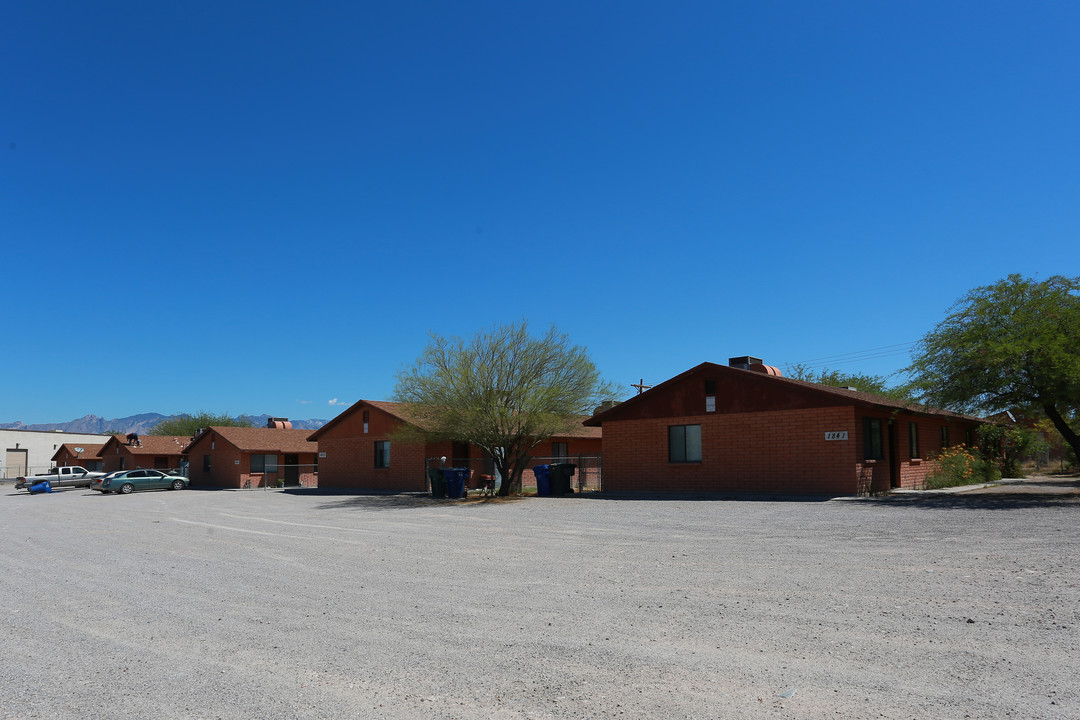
top-left (669, 425), bottom-right (702, 463)
top-left (375, 441), bottom-right (390, 468)
top-left (909, 422), bottom-right (920, 459)
top-left (863, 418), bottom-right (883, 460)
top-left (941, 426), bottom-right (949, 449)
top-left (552, 442), bottom-right (568, 461)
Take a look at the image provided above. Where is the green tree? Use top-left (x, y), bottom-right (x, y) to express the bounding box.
top-left (907, 274), bottom-right (1080, 462)
top-left (393, 321), bottom-right (621, 496)
top-left (150, 412), bottom-right (254, 437)
top-left (786, 364), bottom-right (916, 402)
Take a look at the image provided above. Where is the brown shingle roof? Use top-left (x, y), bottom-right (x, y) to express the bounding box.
top-left (208, 426), bottom-right (318, 454)
top-left (310, 400), bottom-right (602, 440)
top-left (124, 435), bottom-right (192, 454)
top-left (54, 443), bottom-right (105, 460)
top-left (586, 361), bottom-right (984, 426)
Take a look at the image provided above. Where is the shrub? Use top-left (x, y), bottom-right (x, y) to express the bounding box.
top-left (925, 444), bottom-right (1001, 489)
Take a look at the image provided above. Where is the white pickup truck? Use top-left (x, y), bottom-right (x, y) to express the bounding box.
top-left (15, 466), bottom-right (107, 490)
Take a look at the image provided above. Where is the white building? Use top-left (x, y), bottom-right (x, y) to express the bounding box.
top-left (1, 429), bottom-right (110, 479)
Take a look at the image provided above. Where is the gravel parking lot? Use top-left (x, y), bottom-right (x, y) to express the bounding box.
top-left (2, 480), bottom-right (1078, 719)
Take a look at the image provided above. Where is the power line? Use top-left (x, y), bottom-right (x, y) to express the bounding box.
top-left (792, 342), bottom-right (916, 365)
top-left (784, 343), bottom-right (917, 372)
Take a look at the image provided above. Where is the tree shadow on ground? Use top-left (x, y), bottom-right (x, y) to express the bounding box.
top-left (296, 491), bottom-right (524, 512)
top-left (576, 491), bottom-right (842, 503)
top-left (857, 489), bottom-right (1080, 511)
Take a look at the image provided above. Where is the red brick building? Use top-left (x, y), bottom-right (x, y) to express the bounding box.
top-left (99, 434), bottom-right (191, 473)
top-left (584, 358), bottom-right (984, 495)
top-left (51, 443), bottom-right (105, 472)
top-left (309, 399), bottom-right (603, 491)
top-left (185, 426), bottom-right (319, 489)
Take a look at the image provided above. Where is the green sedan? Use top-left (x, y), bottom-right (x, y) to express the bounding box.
top-left (98, 469), bottom-right (189, 494)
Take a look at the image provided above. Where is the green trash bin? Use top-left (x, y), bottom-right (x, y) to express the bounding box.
top-left (427, 468), bottom-right (446, 498)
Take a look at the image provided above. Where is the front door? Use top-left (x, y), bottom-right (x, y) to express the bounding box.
top-left (887, 420), bottom-right (899, 488)
top-left (284, 454), bottom-right (300, 486)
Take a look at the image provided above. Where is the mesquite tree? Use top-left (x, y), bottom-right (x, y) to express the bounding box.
top-left (907, 274), bottom-right (1080, 462)
top-left (394, 321), bottom-right (620, 495)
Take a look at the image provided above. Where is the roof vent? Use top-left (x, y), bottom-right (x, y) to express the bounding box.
top-left (728, 356), bottom-right (763, 369)
top-left (593, 400), bottom-right (621, 415)
top-left (729, 356), bottom-right (783, 377)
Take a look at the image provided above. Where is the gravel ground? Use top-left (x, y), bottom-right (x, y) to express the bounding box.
top-left (2, 478), bottom-right (1078, 719)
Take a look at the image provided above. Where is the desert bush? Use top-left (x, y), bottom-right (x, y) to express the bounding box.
top-left (925, 444), bottom-right (1001, 489)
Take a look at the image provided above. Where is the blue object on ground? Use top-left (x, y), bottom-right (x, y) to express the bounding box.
top-left (532, 465), bottom-right (551, 496)
top-left (444, 468), bottom-right (469, 498)
top-left (29, 481), bottom-right (53, 494)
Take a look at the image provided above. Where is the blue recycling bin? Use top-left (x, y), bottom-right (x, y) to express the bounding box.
top-left (29, 481), bottom-right (53, 494)
top-left (444, 468), bottom-right (470, 499)
top-left (532, 465), bottom-right (551, 496)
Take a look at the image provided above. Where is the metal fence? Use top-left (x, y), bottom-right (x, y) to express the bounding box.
top-left (424, 455), bottom-right (603, 495)
top-left (242, 464), bottom-right (319, 490)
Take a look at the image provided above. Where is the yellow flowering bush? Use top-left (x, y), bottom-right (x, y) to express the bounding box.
top-left (925, 444), bottom-right (1000, 489)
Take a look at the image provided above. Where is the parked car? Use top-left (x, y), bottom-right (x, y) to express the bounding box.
top-left (98, 470), bottom-right (189, 494)
top-left (15, 466), bottom-right (107, 490)
top-left (90, 471), bottom-right (123, 492)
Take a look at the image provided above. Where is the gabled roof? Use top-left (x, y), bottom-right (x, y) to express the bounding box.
top-left (309, 399), bottom-right (602, 441)
top-left (585, 361), bottom-right (984, 426)
top-left (50, 443), bottom-right (105, 462)
top-left (201, 426), bottom-right (318, 454)
top-left (101, 434), bottom-right (191, 455)
top-left (307, 399), bottom-right (424, 441)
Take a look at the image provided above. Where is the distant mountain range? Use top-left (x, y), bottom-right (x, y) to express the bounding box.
top-left (0, 413), bottom-right (329, 435)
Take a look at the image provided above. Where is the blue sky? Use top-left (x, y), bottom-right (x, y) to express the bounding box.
top-left (4, 1), bottom-right (1078, 423)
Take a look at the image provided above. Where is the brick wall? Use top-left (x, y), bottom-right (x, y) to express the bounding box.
top-left (185, 432), bottom-right (243, 488)
top-left (603, 407), bottom-right (860, 494)
top-left (316, 408), bottom-right (430, 491)
top-left (602, 407), bottom-right (982, 495)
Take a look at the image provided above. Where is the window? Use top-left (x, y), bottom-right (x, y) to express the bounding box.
top-left (250, 454), bottom-right (279, 473)
top-left (941, 426), bottom-right (950, 449)
top-left (909, 422), bottom-right (920, 459)
top-left (704, 378), bottom-right (717, 412)
top-left (203, 455), bottom-right (211, 472)
top-left (552, 442), bottom-right (568, 461)
top-left (668, 424), bottom-right (702, 463)
top-left (375, 441), bottom-right (390, 468)
top-left (863, 418), bottom-right (883, 460)
top-left (363, 410), bottom-right (370, 434)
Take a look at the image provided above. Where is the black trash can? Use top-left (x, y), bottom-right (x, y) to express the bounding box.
top-left (548, 463), bottom-right (576, 495)
top-left (427, 467), bottom-right (446, 498)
